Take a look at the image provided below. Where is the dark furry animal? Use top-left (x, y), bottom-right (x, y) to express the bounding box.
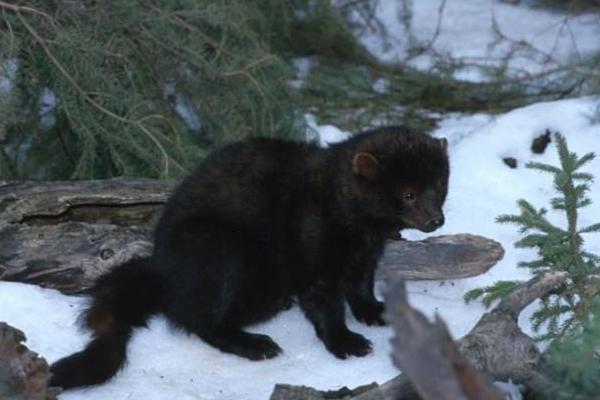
top-left (50, 126), bottom-right (449, 389)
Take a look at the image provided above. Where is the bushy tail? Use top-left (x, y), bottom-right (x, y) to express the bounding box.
top-left (50, 257), bottom-right (163, 389)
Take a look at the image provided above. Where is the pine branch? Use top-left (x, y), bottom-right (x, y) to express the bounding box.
top-left (525, 161), bottom-right (562, 174)
top-left (1, 0), bottom-right (311, 179)
top-left (464, 280), bottom-right (522, 308)
top-left (573, 152), bottom-right (595, 170)
top-left (571, 172), bottom-right (594, 181)
top-left (518, 259), bottom-right (549, 270)
top-left (514, 233), bottom-right (550, 249)
top-left (0, 1), bottom-right (188, 177)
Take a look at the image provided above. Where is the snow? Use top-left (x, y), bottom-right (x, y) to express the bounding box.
top-left (305, 113), bottom-right (351, 147)
top-left (0, 59), bottom-right (17, 94)
top-left (289, 57), bottom-right (316, 89)
top-left (1, 1), bottom-right (600, 399)
top-left (356, 0), bottom-right (600, 79)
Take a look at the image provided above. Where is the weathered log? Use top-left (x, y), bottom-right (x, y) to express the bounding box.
top-left (269, 377), bottom-right (412, 400)
top-left (457, 271), bottom-right (567, 397)
top-left (377, 234), bottom-right (503, 280)
top-left (0, 322), bottom-right (59, 400)
top-left (0, 179), bottom-right (167, 293)
top-left (0, 178), bottom-right (173, 225)
top-left (270, 383), bottom-right (378, 400)
top-left (375, 272), bottom-right (567, 399)
top-left (0, 221), bottom-right (152, 294)
top-left (0, 222), bottom-right (503, 294)
top-left (0, 179), bottom-right (503, 293)
top-left (385, 280), bottom-right (505, 400)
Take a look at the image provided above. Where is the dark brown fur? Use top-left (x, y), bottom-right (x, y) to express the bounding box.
top-left (50, 126), bottom-right (449, 389)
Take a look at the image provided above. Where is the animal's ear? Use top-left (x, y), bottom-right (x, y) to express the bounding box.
top-left (352, 152), bottom-right (382, 179)
top-left (438, 138), bottom-right (448, 152)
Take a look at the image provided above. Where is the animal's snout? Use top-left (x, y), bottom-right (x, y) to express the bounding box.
top-left (427, 215), bottom-right (445, 230)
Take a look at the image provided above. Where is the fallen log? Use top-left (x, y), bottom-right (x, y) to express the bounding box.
top-left (0, 222), bottom-right (503, 294)
top-left (0, 322), bottom-right (59, 400)
top-left (0, 221), bottom-right (152, 294)
top-left (0, 178), bottom-right (173, 225)
top-left (270, 383), bottom-right (378, 400)
top-left (377, 234), bottom-right (503, 280)
top-left (0, 179), bottom-right (503, 293)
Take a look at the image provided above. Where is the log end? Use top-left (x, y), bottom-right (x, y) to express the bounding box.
top-left (378, 233), bottom-right (505, 281)
top-left (0, 322), bottom-right (60, 400)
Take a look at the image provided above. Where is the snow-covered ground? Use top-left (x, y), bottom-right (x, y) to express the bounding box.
top-left (356, 0), bottom-right (600, 79)
top-left (1, 97), bottom-right (598, 400)
top-left (1, 1), bottom-right (600, 399)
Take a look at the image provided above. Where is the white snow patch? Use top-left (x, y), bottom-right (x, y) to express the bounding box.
top-left (164, 83), bottom-right (202, 132)
top-left (0, 59), bottom-right (17, 94)
top-left (40, 87), bottom-right (57, 129)
top-left (358, 0), bottom-right (600, 77)
top-left (289, 57), bottom-right (316, 89)
top-left (306, 113), bottom-right (351, 147)
top-left (372, 78), bottom-right (390, 94)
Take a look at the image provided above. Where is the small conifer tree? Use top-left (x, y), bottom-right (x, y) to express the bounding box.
top-left (465, 132), bottom-right (600, 341)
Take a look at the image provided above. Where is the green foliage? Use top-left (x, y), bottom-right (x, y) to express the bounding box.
top-left (298, 58), bottom-right (541, 133)
top-left (464, 280), bottom-right (522, 308)
top-left (543, 299), bottom-right (600, 400)
top-left (274, 1), bottom-right (376, 65)
top-left (4, 0), bottom-right (496, 179)
top-left (465, 132), bottom-right (600, 342)
top-left (1, 0), bottom-right (349, 180)
top-left (2, 1), bottom-right (597, 179)
top-left (532, 0), bottom-right (600, 12)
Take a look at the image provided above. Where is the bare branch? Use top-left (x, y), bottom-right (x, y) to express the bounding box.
top-left (495, 271), bottom-right (567, 317)
top-left (385, 280), bottom-right (504, 400)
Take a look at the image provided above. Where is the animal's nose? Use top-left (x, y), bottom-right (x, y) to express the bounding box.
top-left (428, 216), bottom-right (445, 229)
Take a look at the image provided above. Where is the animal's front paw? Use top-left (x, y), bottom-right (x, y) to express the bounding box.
top-left (352, 301), bottom-right (387, 326)
top-left (237, 333), bottom-right (283, 361)
top-left (325, 330), bottom-right (372, 359)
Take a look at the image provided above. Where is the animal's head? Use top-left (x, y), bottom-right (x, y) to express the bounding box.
top-left (350, 129), bottom-right (449, 233)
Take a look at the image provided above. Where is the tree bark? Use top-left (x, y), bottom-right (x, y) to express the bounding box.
top-left (384, 279), bottom-right (505, 400)
top-left (0, 178), bottom-right (173, 225)
top-left (377, 234), bottom-right (503, 280)
top-left (270, 383), bottom-right (379, 400)
top-left (0, 221), bottom-right (152, 294)
top-left (0, 179), bottom-right (504, 293)
top-left (456, 271), bottom-right (567, 396)
top-left (0, 322), bottom-right (59, 400)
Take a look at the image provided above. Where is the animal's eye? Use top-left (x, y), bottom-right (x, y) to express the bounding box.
top-left (403, 192), bottom-right (416, 201)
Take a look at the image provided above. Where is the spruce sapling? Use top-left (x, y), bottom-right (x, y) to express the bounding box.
top-left (465, 132), bottom-right (600, 342)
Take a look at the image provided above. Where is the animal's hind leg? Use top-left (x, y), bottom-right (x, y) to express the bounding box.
top-left (159, 220), bottom-right (283, 360)
top-left (197, 328), bottom-right (282, 360)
